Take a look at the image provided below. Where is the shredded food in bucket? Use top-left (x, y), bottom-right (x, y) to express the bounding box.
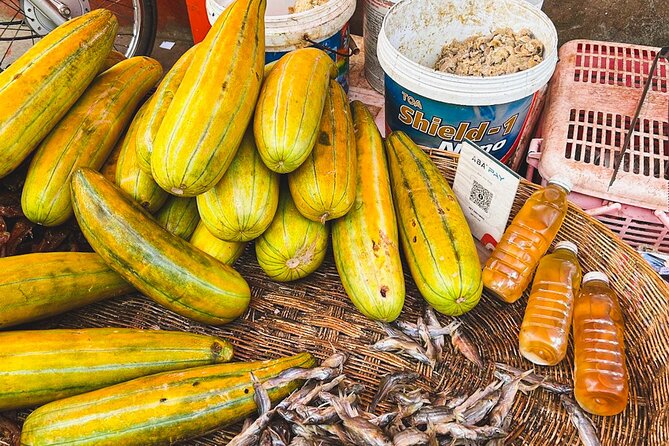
top-left (288, 0), bottom-right (329, 13)
top-left (434, 28), bottom-right (544, 76)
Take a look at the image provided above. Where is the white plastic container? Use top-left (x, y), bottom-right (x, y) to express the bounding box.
top-left (207, 0), bottom-right (356, 89)
top-left (377, 0), bottom-right (558, 165)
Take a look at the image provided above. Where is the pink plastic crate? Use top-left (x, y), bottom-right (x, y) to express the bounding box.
top-left (527, 39), bottom-right (669, 252)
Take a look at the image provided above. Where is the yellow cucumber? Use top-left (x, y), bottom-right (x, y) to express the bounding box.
top-left (151, 0), bottom-right (266, 196)
top-left (155, 197), bottom-right (200, 240)
top-left (0, 10), bottom-right (118, 178)
top-left (0, 252), bottom-right (133, 329)
top-left (255, 186), bottom-right (329, 282)
top-left (385, 131), bottom-right (482, 316)
top-left (20, 353), bottom-right (314, 446)
top-left (71, 168), bottom-right (251, 326)
top-left (254, 48), bottom-right (337, 173)
top-left (288, 80), bottom-right (357, 223)
top-left (0, 328), bottom-right (233, 411)
top-left (116, 103), bottom-right (169, 213)
top-left (189, 222), bottom-right (247, 265)
top-left (134, 45), bottom-right (198, 173)
top-left (197, 130), bottom-right (279, 242)
top-left (331, 101), bottom-right (405, 322)
top-left (21, 57), bottom-right (163, 226)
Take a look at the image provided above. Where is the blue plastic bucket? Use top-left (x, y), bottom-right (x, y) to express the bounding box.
top-left (377, 0), bottom-right (558, 165)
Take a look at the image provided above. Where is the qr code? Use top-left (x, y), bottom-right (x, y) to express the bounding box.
top-left (470, 180), bottom-right (493, 212)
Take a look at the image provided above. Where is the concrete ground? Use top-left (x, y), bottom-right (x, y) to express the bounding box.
top-left (151, 0), bottom-right (668, 71)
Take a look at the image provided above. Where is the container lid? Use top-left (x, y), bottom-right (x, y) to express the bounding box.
top-left (583, 271), bottom-right (609, 285)
top-left (547, 175), bottom-right (573, 193)
top-left (554, 240), bottom-right (577, 255)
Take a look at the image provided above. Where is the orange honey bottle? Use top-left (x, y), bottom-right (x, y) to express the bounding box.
top-left (573, 271), bottom-right (629, 416)
top-left (482, 177), bottom-right (572, 303)
top-left (518, 241), bottom-right (581, 366)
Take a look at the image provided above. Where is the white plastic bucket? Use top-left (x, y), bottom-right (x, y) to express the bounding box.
top-left (377, 0), bottom-right (558, 165)
top-left (206, 0), bottom-right (356, 89)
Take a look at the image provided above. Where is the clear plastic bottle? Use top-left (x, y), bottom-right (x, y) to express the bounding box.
top-left (573, 271), bottom-right (629, 416)
top-left (518, 241), bottom-right (581, 366)
top-left (482, 177), bottom-right (572, 303)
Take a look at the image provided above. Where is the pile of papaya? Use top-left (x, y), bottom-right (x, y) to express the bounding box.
top-left (0, 0), bottom-right (482, 443)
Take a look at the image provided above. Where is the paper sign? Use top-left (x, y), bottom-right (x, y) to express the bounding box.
top-left (159, 41), bottom-right (176, 50)
top-left (452, 139), bottom-right (521, 251)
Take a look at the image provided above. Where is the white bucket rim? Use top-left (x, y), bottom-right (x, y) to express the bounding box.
top-left (206, 0), bottom-right (356, 50)
top-left (377, 0), bottom-right (559, 106)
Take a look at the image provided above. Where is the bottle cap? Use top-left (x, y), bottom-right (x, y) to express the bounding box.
top-left (547, 175), bottom-right (573, 193)
top-left (554, 241), bottom-right (578, 255)
top-left (583, 271), bottom-right (609, 285)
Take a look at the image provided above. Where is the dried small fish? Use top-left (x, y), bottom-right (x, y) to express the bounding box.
top-left (370, 337), bottom-right (432, 366)
top-left (561, 395), bottom-right (601, 446)
top-left (393, 320), bottom-right (457, 340)
top-left (411, 406), bottom-right (455, 426)
top-left (444, 394), bottom-right (468, 410)
top-left (451, 324), bottom-right (483, 368)
top-left (339, 380), bottom-right (366, 396)
top-left (263, 367), bottom-right (340, 389)
top-left (417, 317), bottom-right (438, 368)
top-left (458, 389), bottom-right (500, 424)
top-left (495, 363), bottom-right (572, 394)
top-left (321, 352), bottom-right (348, 371)
top-left (431, 422), bottom-right (506, 440)
top-left (391, 388), bottom-right (431, 407)
top-left (489, 371), bottom-right (531, 427)
top-left (398, 401), bottom-right (426, 419)
top-left (287, 437), bottom-right (312, 446)
top-left (378, 321), bottom-right (417, 343)
top-left (288, 375), bottom-right (347, 409)
top-left (452, 380), bottom-right (503, 420)
top-left (369, 372), bottom-right (420, 412)
top-left (392, 427), bottom-right (430, 446)
top-left (252, 372), bottom-right (272, 415)
top-left (228, 409), bottom-right (275, 446)
top-left (368, 411), bottom-right (398, 428)
top-left (424, 306), bottom-right (444, 359)
top-left (267, 420), bottom-right (293, 446)
top-left (324, 394), bottom-right (393, 446)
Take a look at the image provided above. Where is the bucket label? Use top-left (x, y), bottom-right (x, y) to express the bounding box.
top-left (384, 75), bottom-right (536, 164)
top-left (265, 24), bottom-right (351, 91)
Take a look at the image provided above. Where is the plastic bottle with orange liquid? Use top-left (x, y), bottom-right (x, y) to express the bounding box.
top-left (518, 241), bottom-right (581, 366)
top-left (482, 177), bottom-right (572, 303)
top-left (573, 271), bottom-right (629, 416)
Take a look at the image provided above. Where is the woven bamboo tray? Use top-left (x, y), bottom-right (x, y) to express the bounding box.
top-left (0, 150), bottom-right (665, 446)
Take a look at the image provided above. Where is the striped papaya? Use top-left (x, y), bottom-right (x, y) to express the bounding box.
top-left (21, 56), bottom-right (163, 227)
top-left (116, 103), bottom-right (169, 213)
top-left (0, 328), bottom-right (233, 411)
top-left (71, 168), bottom-right (251, 326)
top-left (197, 130), bottom-right (279, 242)
top-left (20, 353), bottom-right (315, 446)
top-left (151, 0), bottom-right (266, 196)
top-left (385, 131), bottom-right (482, 316)
top-left (331, 101), bottom-right (405, 322)
top-left (255, 186), bottom-right (329, 282)
top-left (135, 45), bottom-right (198, 173)
top-left (156, 197), bottom-right (200, 240)
top-left (0, 252), bottom-right (133, 329)
top-left (288, 80), bottom-right (356, 223)
top-left (101, 137), bottom-right (123, 182)
top-left (99, 50), bottom-right (127, 73)
top-left (254, 48), bottom-right (337, 173)
top-left (189, 222), bottom-right (247, 265)
top-left (0, 10), bottom-right (118, 178)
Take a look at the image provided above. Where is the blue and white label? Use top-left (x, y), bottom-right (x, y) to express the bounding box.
top-left (266, 24), bottom-right (351, 91)
top-left (384, 75), bottom-right (537, 164)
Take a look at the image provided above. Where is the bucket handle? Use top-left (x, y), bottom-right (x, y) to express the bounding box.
top-left (304, 36), bottom-right (360, 58)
